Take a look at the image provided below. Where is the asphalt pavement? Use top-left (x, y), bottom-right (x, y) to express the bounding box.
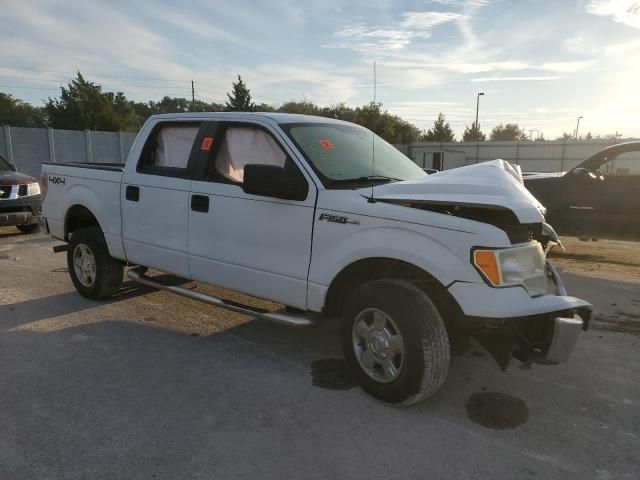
top-left (1, 227), bottom-right (638, 480)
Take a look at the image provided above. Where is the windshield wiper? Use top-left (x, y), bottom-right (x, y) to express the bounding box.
top-left (328, 175), bottom-right (401, 185)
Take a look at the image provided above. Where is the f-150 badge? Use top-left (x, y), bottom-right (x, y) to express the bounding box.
top-left (318, 213), bottom-right (360, 225)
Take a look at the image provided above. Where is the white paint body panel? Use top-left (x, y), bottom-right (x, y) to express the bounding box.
top-left (188, 182), bottom-right (314, 308)
top-left (120, 175), bottom-right (191, 278)
top-left (40, 165), bottom-right (126, 260)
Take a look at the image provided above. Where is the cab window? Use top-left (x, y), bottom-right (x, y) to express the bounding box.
top-left (138, 123), bottom-right (201, 176)
top-left (207, 126), bottom-right (287, 183)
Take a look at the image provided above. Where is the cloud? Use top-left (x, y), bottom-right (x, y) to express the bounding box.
top-left (471, 76), bottom-right (563, 82)
top-left (585, 0), bottom-right (640, 29)
top-left (334, 11), bottom-right (464, 50)
top-left (426, 0), bottom-right (491, 6)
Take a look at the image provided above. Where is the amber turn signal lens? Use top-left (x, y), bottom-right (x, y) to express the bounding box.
top-left (474, 250), bottom-right (500, 285)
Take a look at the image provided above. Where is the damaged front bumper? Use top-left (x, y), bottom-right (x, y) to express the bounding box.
top-left (449, 262), bottom-right (591, 370)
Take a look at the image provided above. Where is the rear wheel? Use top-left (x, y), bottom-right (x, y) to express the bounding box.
top-left (341, 279), bottom-right (450, 406)
top-left (67, 227), bottom-right (123, 300)
top-left (16, 223), bottom-right (40, 234)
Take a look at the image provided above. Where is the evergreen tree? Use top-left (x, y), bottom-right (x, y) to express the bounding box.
top-left (224, 75), bottom-right (255, 112)
top-left (45, 72), bottom-right (123, 131)
top-left (422, 113), bottom-right (455, 142)
top-left (462, 121), bottom-right (486, 142)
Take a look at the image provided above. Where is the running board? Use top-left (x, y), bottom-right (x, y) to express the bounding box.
top-left (127, 266), bottom-right (322, 328)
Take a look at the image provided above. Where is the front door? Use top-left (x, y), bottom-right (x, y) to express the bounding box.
top-left (188, 121), bottom-right (317, 308)
top-left (560, 153), bottom-right (640, 240)
top-left (121, 122), bottom-right (201, 278)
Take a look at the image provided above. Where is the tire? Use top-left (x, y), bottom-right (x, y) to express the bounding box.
top-left (67, 227), bottom-right (123, 300)
top-left (341, 279), bottom-right (450, 406)
top-left (16, 223), bottom-right (40, 234)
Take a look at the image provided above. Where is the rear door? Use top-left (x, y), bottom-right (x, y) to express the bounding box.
top-left (121, 121), bottom-right (201, 278)
top-left (188, 121), bottom-right (317, 308)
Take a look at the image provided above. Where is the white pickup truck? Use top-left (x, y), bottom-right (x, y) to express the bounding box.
top-left (41, 112), bottom-right (591, 405)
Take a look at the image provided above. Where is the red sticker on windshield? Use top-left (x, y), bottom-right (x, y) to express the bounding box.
top-left (201, 137), bottom-right (214, 151)
top-left (318, 139), bottom-right (335, 149)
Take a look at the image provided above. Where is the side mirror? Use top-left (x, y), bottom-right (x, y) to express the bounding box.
top-left (9, 163), bottom-right (17, 172)
top-left (243, 164), bottom-right (308, 201)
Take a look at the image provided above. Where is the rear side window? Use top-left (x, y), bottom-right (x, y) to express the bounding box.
top-left (209, 126), bottom-right (286, 183)
top-left (139, 123), bottom-right (200, 176)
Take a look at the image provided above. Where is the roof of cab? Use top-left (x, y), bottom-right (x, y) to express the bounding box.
top-left (148, 111), bottom-right (354, 126)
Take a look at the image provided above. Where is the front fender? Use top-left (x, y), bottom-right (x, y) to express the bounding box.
top-left (307, 221), bottom-right (483, 312)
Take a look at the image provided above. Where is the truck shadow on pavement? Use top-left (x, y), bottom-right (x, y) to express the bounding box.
top-left (0, 274), bottom-right (189, 331)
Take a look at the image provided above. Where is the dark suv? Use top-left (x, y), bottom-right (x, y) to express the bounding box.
top-left (0, 154), bottom-right (41, 234)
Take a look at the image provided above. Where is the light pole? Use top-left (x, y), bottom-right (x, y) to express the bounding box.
top-left (574, 116), bottom-right (583, 140)
top-left (475, 92), bottom-right (484, 163)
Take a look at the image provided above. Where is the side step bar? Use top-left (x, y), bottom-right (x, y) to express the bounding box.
top-left (127, 266), bottom-right (322, 328)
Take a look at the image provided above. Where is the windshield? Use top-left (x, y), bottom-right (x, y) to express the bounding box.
top-left (282, 123), bottom-right (426, 188)
top-left (0, 155), bottom-right (11, 171)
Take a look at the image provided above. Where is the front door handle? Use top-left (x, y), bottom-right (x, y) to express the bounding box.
top-left (126, 185), bottom-right (139, 202)
top-left (191, 194), bottom-right (209, 213)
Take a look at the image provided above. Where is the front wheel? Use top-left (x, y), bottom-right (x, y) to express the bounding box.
top-left (341, 279), bottom-right (450, 406)
top-left (67, 227), bottom-right (123, 300)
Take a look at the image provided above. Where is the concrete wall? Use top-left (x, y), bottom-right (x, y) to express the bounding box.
top-left (0, 126), bottom-right (137, 178)
top-left (404, 139), bottom-right (640, 174)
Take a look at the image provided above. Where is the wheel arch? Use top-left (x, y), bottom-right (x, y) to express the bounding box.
top-left (324, 257), bottom-right (465, 328)
top-left (64, 204), bottom-right (102, 240)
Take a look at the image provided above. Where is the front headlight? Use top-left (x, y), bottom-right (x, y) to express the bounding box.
top-left (473, 243), bottom-right (547, 296)
top-left (27, 182), bottom-right (41, 196)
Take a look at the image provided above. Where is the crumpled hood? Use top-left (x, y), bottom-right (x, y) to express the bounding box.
top-left (369, 159), bottom-right (546, 224)
top-left (0, 170), bottom-right (36, 185)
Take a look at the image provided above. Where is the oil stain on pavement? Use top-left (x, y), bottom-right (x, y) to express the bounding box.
top-left (466, 392), bottom-right (529, 430)
top-left (311, 359), bottom-right (357, 390)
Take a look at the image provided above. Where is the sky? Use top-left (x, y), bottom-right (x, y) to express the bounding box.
top-left (0, 0), bottom-right (639, 139)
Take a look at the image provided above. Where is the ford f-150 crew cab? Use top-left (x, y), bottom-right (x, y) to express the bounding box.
top-left (40, 112), bottom-right (592, 406)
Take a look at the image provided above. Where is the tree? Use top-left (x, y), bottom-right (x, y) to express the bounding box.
top-left (556, 132), bottom-right (574, 141)
top-left (224, 75), bottom-right (255, 112)
top-left (278, 100), bottom-right (322, 115)
top-left (0, 93), bottom-right (46, 127)
top-left (422, 113), bottom-right (455, 142)
top-left (462, 121), bottom-right (486, 142)
top-left (45, 72), bottom-right (123, 131)
top-left (489, 123), bottom-right (527, 141)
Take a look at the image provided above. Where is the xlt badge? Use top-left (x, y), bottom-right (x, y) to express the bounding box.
top-left (318, 213), bottom-right (360, 225)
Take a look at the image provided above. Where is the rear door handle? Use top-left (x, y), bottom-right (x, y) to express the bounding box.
top-left (126, 185), bottom-right (139, 202)
top-left (191, 194), bottom-right (209, 213)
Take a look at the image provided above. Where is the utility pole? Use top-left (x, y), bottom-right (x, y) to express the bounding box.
top-left (191, 80), bottom-right (195, 112)
top-left (474, 92), bottom-right (484, 163)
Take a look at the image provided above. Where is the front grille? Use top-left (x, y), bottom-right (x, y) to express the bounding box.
top-left (0, 186), bottom-right (11, 199)
top-left (17, 184), bottom-right (27, 197)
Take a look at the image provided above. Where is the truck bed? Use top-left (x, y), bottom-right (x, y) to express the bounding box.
top-left (41, 161), bottom-right (125, 258)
